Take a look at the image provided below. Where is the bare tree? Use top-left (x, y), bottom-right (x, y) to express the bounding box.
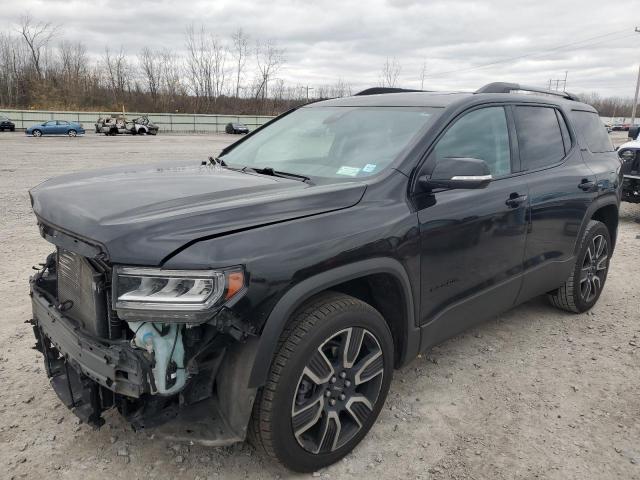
top-left (231, 28), bottom-right (249, 98)
top-left (138, 47), bottom-right (162, 106)
top-left (58, 40), bottom-right (87, 81)
top-left (159, 49), bottom-right (182, 109)
top-left (380, 56), bottom-right (401, 88)
top-left (102, 47), bottom-right (131, 106)
top-left (419, 59), bottom-right (427, 90)
top-left (0, 19), bottom-right (322, 114)
top-left (0, 33), bottom-right (29, 106)
top-left (254, 40), bottom-right (285, 101)
top-left (18, 14), bottom-right (58, 78)
top-left (185, 25), bottom-right (228, 110)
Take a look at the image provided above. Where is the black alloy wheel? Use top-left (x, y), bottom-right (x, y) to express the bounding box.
top-left (292, 326), bottom-right (384, 454)
top-left (579, 233), bottom-right (608, 303)
top-left (250, 292), bottom-right (394, 472)
top-left (548, 220), bottom-right (611, 313)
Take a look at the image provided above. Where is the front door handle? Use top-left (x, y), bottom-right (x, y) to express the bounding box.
top-left (505, 193), bottom-right (527, 208)
top-left (578, 179), bottom-right (596, 191)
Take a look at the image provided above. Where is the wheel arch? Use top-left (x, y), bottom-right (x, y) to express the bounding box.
top-left (574, 195), bottom-right (619, 255)
top-left (247, 258), bottom-right (419, 388)
top-left (591, 203), bottom-right (618, 249)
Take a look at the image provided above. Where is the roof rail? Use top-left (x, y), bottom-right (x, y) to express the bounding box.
top-left (475, 82), bottom-right (580, 101)
top-left (355, 87), bottom-right (426, 96)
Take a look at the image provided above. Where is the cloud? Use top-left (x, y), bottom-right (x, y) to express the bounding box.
top-left (2, 0), bottom-right (638, 97)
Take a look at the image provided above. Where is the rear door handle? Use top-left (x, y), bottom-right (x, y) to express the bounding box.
top-left (505, 193), bottom-right (528, 208)
top-left (578, 179), bottom-right (596, 191)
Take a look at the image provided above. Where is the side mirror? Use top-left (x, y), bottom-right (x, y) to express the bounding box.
top-left (628, 126), bottom-right (640, 140)
top-left (419, 157), bottom-right (492, 190)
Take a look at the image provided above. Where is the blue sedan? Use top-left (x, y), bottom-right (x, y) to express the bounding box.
top-left (26, 120), bottom-right (85, 137)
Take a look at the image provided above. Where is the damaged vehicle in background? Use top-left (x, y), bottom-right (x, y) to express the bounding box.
top-left (616, 126), bottom-right (640, 203)
top-left (96, 114), bottom-right (159, 135)
top-left (28, 82), bottom-right (621, 472)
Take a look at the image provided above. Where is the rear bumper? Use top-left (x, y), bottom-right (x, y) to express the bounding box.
top-left (30, 282), bottom-right (151, 399)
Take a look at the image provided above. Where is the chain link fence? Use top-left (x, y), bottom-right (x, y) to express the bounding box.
top-left (0, 108), bottom-right (274, 134)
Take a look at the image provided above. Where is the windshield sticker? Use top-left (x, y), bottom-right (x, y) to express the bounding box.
top-left (336, 166), bottom-right (361, 177)
top-left (362, 164), bottom-right (377, 173)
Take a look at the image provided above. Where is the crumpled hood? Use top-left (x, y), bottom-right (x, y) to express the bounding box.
top-left (30, 161), bottom-right (366, 265)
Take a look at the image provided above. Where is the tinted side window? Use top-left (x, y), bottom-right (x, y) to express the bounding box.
top-left (433, 107), bottom-right (511, 176)
top-left (570, 110), bottom-right (614, 153)
top-left (514, 106), bottom-right (565, 170)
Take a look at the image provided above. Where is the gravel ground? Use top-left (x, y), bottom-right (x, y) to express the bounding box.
top-left (0, 132), bottom-right (638, 480)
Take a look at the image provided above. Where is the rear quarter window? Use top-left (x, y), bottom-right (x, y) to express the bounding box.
top-left (514, 106), bottom-right (566, 170)
top-left (570, 110), bottom-right (614, 153)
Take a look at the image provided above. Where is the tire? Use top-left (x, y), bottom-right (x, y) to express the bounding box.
top-left (138, 128), bottom-right (146, 135)
top-left (68, 129), bottom-right (77, 137)
top-left (32, 129), bottom-right (42, 137)
top-left (10, 127), bottom-right (15, 132)
top-left (249, 292), bottom-right (394, 472)
top-left (548, 220), bottom-right (611, 313)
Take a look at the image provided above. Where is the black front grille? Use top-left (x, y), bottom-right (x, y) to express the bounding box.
top-left (57, 248), bottom-right (108, 337)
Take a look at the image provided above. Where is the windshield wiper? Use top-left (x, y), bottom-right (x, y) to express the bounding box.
top-left (205, 157), bottom-right (245, 172)
top-left (206, 158), bottom-right (311, 183)
top-left (242, 166), bottom-right (311, 183)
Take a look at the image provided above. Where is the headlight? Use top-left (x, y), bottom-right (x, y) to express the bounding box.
top-left (113, 266), bottom-right (245, 322)
top-left (619, 149), bottom-right (635, 161)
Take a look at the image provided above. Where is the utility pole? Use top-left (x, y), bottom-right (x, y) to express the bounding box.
top-left (631, 27), bottom-right (640, 126)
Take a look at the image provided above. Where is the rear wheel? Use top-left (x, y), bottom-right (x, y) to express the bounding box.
top-left (548, 220), bottom-right (611, 313)
top-left (249, 292), bottom-right (393, 472)
top-left (32, 129), bottom-right (42, 137)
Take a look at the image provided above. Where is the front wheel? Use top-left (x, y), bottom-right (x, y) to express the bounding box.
top-left (32, 129), bottom-right (42, 137)
top-left (68, 129), bottom-right (77, 137)
top-left (548, 220), bottom-right (611, 313)
top-left (250, 292), bottom-right (393, 472)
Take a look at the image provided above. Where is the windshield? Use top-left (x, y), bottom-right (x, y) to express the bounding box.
top-left (221, 106), bottom-right (440, 180)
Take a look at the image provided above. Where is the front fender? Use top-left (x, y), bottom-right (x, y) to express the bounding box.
top-left (247, 257), bottom-right (419, 388)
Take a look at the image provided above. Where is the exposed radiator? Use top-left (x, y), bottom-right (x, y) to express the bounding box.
top-left (57, 248), bottom-right (108, 337)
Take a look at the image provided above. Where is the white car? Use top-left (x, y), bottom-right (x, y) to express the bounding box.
top-left (616, 127), bottom-right (640, 203)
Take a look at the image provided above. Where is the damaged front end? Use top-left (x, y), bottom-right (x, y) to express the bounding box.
top-left (30, 239), bottom-right (258, 446)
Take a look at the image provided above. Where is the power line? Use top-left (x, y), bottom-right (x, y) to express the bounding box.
top-left (425, 27), bottom-right (633, 79)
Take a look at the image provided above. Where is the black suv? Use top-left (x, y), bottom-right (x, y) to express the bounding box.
top-left (28, 83), bottom-right (621, 472)
top-left (0, 115), bottom-right (15, 131)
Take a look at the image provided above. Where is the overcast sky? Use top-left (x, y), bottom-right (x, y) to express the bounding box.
top-left (2, 0), bottom-right (640, 97)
